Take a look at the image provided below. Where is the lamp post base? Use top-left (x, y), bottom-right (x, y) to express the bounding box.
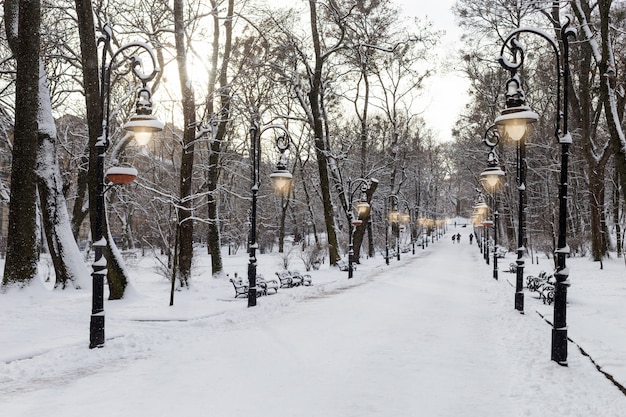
top-left (514, 292), bottom-right (524, 314)
top-left (89, 315), bottom-right (105, 349)
top-left (551, 328), bottom-right (568, 366)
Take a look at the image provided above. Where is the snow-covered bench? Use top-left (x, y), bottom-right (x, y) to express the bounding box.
top-left (495, 247), bottom-right (507, 258)
top-left (257, 275), bottom-right (279, 295)
top-left (289, 270), bottom-right (312, 286)
top-left (336, 260), bottom-right (355, 272)
top-left (526, 271), bottom-right (555, 305)
top-left (229, 278), bottom-right (248, 298)
top-left (275, 270), bottom-right (303, 288)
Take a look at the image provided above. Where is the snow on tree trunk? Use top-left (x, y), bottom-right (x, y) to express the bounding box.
top-left (36, 60), bottom-right (89, 289)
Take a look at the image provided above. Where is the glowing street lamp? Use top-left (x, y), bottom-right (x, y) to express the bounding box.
top-left (494, 75), bottom-right (539, 142)
top-left (497, 17), bottom-right (576, 365)
top-left (481, 126), bottom-right (505, 280)
top-left (248, 121), bottom-right (292, 306)
top-left (90, 24), bottom-right (163, 349)
top-left (346, 178), bottom-right (372, 279)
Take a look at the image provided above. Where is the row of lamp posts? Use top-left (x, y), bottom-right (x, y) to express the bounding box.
top-left (89, 24), bottom-right (451, 348)
top-left (480, 126), bottom-right (505, 281)
top-left (90, 24), bottom-right (296, 345)
top-left (89, 23), bottom-right (445, 349)
top-left (478, 18), bottom-right (575, 365)
top-left (346, 185), bottom-right (434, 275)
top-left (347, 186), bottom-right (420, 276)
top-left (384, 195), bottom-right (418, 266)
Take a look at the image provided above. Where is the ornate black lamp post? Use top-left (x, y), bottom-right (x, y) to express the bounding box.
top-left (418, 217), bottom-right (426, 249)
top-left (481, 126), bottom-right (505, 280)
top-left (346, 178), bottom-right (371, 278)
top-left (473, 195), bottom-right (488, 254)
top-left (494, 72), bottom-right (536, 315)
top-left (477, 199), bottom-right (490, 263)
top-left (411, 208), bottom-right (417, 254)
top-left (387, 195), bottom-right (401, 261)
top-left (384, 197), bottom-right (390, 265)
top-left (247, 120), bottom-right (291, 307)
top-left (90, 24), bottom-right (164, 349)
top-left (399, 210), bottom-right (413, 255)
top-left (496, 18), bottom-right (575, 365)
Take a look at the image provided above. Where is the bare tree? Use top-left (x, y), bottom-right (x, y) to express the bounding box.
top-left (203, 0), bottom-right (235, 276)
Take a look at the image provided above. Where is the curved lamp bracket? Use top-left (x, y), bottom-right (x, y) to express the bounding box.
top-left (483, 124), bottom-right (500, 148)
top-left (497, 16), bottom-right (576, 143)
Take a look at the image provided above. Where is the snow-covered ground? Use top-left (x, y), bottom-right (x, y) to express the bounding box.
top-left (1, 224), bottom-right (626, 416)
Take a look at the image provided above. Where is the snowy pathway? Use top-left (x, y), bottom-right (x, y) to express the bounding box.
top-left (2, 235), bottom-right (626, 416)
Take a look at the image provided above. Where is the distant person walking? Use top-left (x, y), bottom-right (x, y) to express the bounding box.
top-left (452, 235), bottom-right (456, 243)
top-left (469, 233), bottom-right (474, 244)
top-left (456, 233), bottom-right (461, 243)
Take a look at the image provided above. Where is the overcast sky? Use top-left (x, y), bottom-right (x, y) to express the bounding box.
top-left (265, 0), bottom-right (469, 141)
top-left (395, 0), bottom-right (469, 141)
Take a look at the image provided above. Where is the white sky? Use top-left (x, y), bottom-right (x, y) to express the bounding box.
top-left (160, 0), bottom-right (469, 141)
top-left (395, 0), bottom-right (469, 140)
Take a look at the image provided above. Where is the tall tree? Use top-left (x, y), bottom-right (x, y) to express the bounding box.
top-left (203, 0), bottom-right (235, 277)
top-left (2, 0), bottom-right (41, 287)
top-left (173, 0), bottom-right (199, 286)
top-left (304, 0), bottom-right (342, 265)
top-left (597, 0), bottom-right (626, 238)
top-left (558, 2), bottom-right (609, 261)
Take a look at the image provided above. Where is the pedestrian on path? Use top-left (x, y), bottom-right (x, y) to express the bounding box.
top-left (469, 233), bottom-right (474, 244)
top-left (452, 235), bottom-right (456, 243)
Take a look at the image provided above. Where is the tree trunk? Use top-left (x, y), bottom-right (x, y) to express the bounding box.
top-left (174, 0), bottom-right (197, 287)
top-left (298, 157), bottom-right (321, 248)
top-left (70, 150), bottom-right (89, 240)
top-left (566, 2), bottom-right (610, 261)
top-left (36, 60), bottom-right (89, 289)
top-left (204, 0), bottom-right (234, 277)
top-left (589, 174), bottom-right (606, 260)
top-left (308, 0), bottom-right (340, 265)
top-left (2, 0), bottom-right (41, 287)
top-left (615, 166), bottom-right (622, 256)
